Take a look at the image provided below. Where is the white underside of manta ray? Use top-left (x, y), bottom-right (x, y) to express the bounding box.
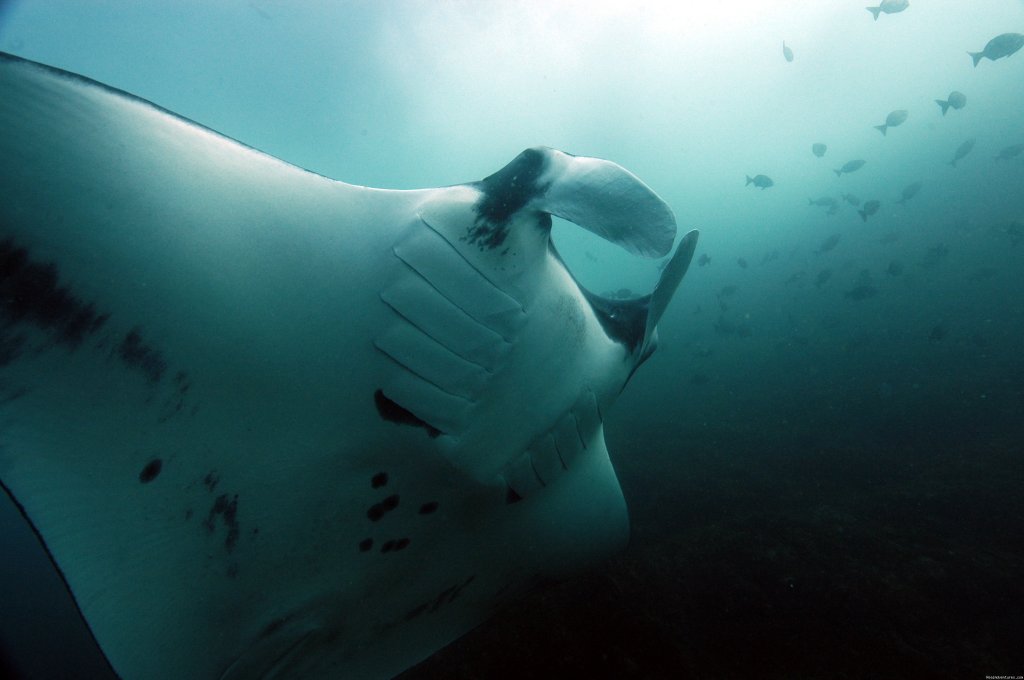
top-left (0, 52), bottom-right (698, 679)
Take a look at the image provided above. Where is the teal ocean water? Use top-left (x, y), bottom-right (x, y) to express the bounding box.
top-left (1, 1), bottom-right (1023, 678)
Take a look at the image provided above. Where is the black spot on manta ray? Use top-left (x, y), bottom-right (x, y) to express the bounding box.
top-left (380, 537), bottom-right (411, 554)
top-left (203, 493), bottom-right (240, 554)
top-left (138, 458), bottom-right (162, 483)
top-left (418, 501), bottom-right (439, 515)
top-left (203, 471), bottom-right (220, 492)
top-left (260, 618), bottom-right (286, 639)
top-left (0, 238), bottom-right (110, 363)
top-left (374, 389), bottom-right (441, 438)
top-left (402, 575), bottom-right (477, 622)
top-left (366, 493), bottom-right (400, 522)
top-left (359, 538), bottom-right (373, 553)
top-left (371, 471), bottom-right (388, 489)
top-left (467, 147), bottom-right (553, 250)
top-left (505, 486), bottom-right (523, 505)
top-left (116, 326), bottom-right (167, 384)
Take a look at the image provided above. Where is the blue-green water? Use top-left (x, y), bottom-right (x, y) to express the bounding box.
top-left (1, 1), bottom-right (1023, 678)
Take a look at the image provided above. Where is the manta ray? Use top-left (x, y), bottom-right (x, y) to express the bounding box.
top-left (0, 52), bottom-right (698, 679)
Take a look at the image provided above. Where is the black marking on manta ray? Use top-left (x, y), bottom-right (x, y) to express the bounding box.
top-left (359, 538), bottom-right (373, 553)
top-left (402, 575), bottom-right (477, 623)
top-left (366, 493), bottom-right (400, 522)
top-left (380, 537), bottom-right (410, 554)
top-left (260, 618), bottom-right (287, 639)
top-left (203, 471), bottom-right (220, 492)
top-left (157, 370), bottom-right (193, 422)
top-left (371, 471), bottom-right (388, 489)
top-left (418, 501), bottom-right (439, 515)
top-left (116, 326), bottom-right (167, 384)
top-left (505, 486), bottom-right (523, 505)
top-left (466, 147), bottom-right (553, 251)
top-left (203, 493), bottom-right (240, 554)
top-left (373, 389), bottom-right (441, 438)
top-left (138, 458), bottom-right (163, 483)
top-left (0, 238), bottom-right (110, 364)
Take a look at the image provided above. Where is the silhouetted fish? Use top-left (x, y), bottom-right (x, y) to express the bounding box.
top-left (834, 159), bottom-right (866, 177)
top-left (994, 143), bottom-right (1024, 161)
top-left (737, 258), bottom-right (748, 269)
top-left (935, 91), bottom-right (966, 115)
top-left (841, 193), bottom-right (861, 207)
top-left (812, 143), bottom-right (827, 157)
top-left (859, 200), bottom-right (881, 221)
top-left (746, 174), bottom-right (774, 189)
top-left (866, 0), bottom-right (909, 21)
top-left (874, 109), bottom-right (908, 135)
top-left (815, 269), bottom-right (832, 288)
top-left (845, 284), bottom-right (878, 300)
top-left (950, 139), bottom-right (976, 167)
top-left (783, 41), bottom-right (794, 62)
top-left (969, 33), bottom-right (1024, 67)
top-left (809, 196), bottom-right (839, 211)
top-left (698, 253), bottom-right (712, 266)
top-left (896, 181), bottom-right (922, 205)
top-left (929, 324), bottom-right (947, 341)
top-left (886, 260), bottom-right (904, 276)
top-left (816, 233), bottom-right (841, 253)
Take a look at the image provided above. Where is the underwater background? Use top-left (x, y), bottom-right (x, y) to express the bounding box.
top-left (1, 1), bottom-right (1022, 678)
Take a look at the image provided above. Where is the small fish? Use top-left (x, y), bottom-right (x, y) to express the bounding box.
top-left (874, 109), bottom-right (908, 136)
top-left (746, 174), bottom-right (774, 189)
top-left (783, 41), bottom-right (794, 62)
top-left (896, 181), bottom-right (922, 205)
top-left (935, 91), bottom-right (966, 115)
top-left (949, 138), bottom-right (976, 167)
top-left (737, 258), bottom-right (748, 269)
top-left (814, 269), bottom-right (832, 288)
top-left (859, 200), bottom-right (881, 222)
top-left (834, 159), bottom-right (866, 177)
top-left (815, 233), bottom-right (841, 254)
top-left (994, 143), bottom-right (1024, 161)
top-left (969, 33), bottom-right (1024, 67)
top-left (841, 193), bottom-right (861, 207)
top-left (866, 0), bottom-right (909, 21)
top-left (928, 243), bottom-right (949, 258)
top-left (808, 196), bottom-right (839, 208)
top-left (719, 284), bottom-right (738, 297)
top-left (761, 250), bottom-right (779, 264)
top-left (697, 253), bottom-right (711, 266)
top-left (886, 260), bottom-right (904, 276)
top-left (845, 284), bottom-right (878, 301)
top-left (812, 143), bottom-right (827, 158)
top-left (929, 324), bottom-right (947, 341)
